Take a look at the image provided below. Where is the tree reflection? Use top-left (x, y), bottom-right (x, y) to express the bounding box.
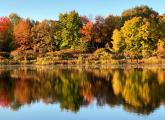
top-left (0, 67), bottom-right (165, 115)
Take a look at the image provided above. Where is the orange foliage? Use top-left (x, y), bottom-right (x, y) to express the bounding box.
top-left (14, 20), bottom-right (31, 50)
top-left (80, 21), bottom-right (94, 42)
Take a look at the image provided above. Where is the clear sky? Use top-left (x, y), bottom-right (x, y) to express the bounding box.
top-left (0, 0), bottom-right (164, 21)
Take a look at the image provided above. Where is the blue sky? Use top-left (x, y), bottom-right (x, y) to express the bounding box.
top-left (0, 0), bottom-right (164, 21)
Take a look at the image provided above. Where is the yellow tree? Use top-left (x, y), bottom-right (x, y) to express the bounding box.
top-left (121, 17), bottom-right (159, 57)
top-left (112, 29), bottom-right (125, 53)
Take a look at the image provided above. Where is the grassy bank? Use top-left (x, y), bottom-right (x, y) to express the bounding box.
top-left (1, 48), bottom-right (165, 65)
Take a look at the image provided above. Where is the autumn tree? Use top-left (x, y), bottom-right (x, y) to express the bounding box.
top-left (93, 16), bottom-right (105, 48)
top-left (80, 21), bottom-right (95, 50)
top-left (156, 14), bottom-right (165, 57)
top-left (80, 15), bottom-right (123, 50)
top-left (14, 20), bottom-right (31, 50)
top-left (121, 17), bottom-right (160, 57)
top-left (31, 20), bottom-right (56, 53)
top-left (112, 29), bottom-right (125, 53)
top-left (92, 15), bottom-right (122, 48)
top-left (54, 11), bottom-right (82, 50)
top-left (80, 16), bottom-right (104, 50)
top-left (7, 14), bottom-right (22, 51)
top-left (0, 17), bottom-right (13, 51)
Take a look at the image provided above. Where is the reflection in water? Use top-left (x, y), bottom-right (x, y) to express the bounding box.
top-left (0, 66), bottom-right (165, 115)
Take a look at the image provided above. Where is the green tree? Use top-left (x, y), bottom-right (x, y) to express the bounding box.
top-left (54, 11), bottom-right (82, 50)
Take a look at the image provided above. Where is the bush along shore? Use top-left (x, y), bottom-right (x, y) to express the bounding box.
top-left (1, 5), bottom-right (165, 65)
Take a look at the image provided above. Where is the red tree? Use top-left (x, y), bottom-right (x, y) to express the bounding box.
top-left (0, 17), bottom-right (11, 32)
top-left (0, 17), bottom-right (12, 51)
top-left (0, 17), bottom-right (11, 39)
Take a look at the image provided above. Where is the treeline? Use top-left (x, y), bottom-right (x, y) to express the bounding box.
top-left (0, 5), bottom-right (165, 58)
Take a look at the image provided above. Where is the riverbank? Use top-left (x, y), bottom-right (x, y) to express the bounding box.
top-left (1, 48), bottom-right (165, 66)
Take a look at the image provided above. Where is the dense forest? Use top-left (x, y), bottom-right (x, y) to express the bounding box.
top-left (0, 5), bottom-right (165, 65)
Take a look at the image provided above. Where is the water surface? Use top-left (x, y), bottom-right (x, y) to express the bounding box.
top-left (0, 66), bottom-right (165, 120)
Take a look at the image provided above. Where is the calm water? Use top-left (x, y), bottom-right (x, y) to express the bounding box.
top-left (0, 66), bottom-right (165, 120)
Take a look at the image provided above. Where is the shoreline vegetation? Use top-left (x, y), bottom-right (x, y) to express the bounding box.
top-left (1, 48), bottom-right (165, 66)
top-left (1, 6), bottom-right (165, 65)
